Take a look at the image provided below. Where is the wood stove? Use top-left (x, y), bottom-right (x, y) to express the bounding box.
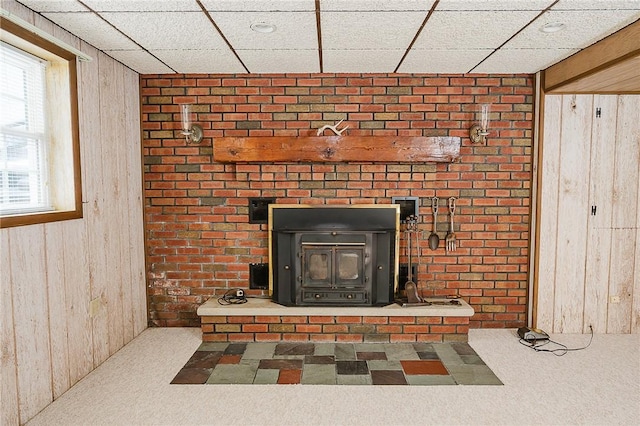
top-left (269, 205), bottom-right (399, 306)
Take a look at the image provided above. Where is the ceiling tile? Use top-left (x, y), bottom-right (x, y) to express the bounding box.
top-left (322, 49), bottom-right (406, 73)
top-left (104, 49), bottom-right (174, 73)
top-left (399, 49), bottom-right (493, 73)
top-left (201, 0), bottom-right (315, 12)
top-left (435, 0), bottom-right (554, 11)
top-left (508, 9), bottom-right (640, 49)
top-left (41, 12), bottom-right (139, 50)
top-left (81, 0), bottom-right (202, 12)
top-left (100, 11), bottom-right (228, 50)
top-left (321, 11), bottom-right (427, 49)
top-left (150, 49), bottom-right (246, 74)
top-left (15, 0), bottom-right (88, 12)
top-left (238, 49), bottom-right (320, 73)
top-left (211, 11), bottom-right (317, 49)
top-left (321, 0), bottom-right (436, 11)
top-left (415, 10), bottom-right (542, 49)
top-left (552, 0), bottom-right (640, 10)
top-left (472, 48), bottom-right (579, 73)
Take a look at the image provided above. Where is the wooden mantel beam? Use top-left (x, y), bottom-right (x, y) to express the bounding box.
top-left (213, 135), bottom-right (462, 163)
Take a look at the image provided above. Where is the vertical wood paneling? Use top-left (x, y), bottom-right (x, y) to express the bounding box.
top-left (607, 96), bottom-right (640, 332)
top-left (633, 154), bottom-right (640, 333)
top-left (2, 2), bottom-right (147, 424)
top-left (124, 70), bottom-right (148, 335)
top-left (584, 95), bottom-right (617, 333)
top-left (118, 67), bottom-right (134, 345)
top-left (43, 222), bottom-right (71, 398)
top-left (538, 94), bottom-right (640, 334)
top-left (80, 45), bottom-right (110, 367)
top-left (0, 230), bottom-right (19, 426)
top-left (554, 95), bottom-right (592, 332)
top-left (536, 95), bottom-right (562, 331)
top-left (62, 221), bottom-right (93, 384)
top-left (98, 52), bottom-right (125, 356)
top-left (10, 225), bottom-right (53, 422)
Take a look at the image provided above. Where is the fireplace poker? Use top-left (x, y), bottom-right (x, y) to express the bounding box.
top-left (404, 215), bottom-right (422, 303)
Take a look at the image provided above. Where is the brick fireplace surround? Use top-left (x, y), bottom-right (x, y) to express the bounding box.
top-left (142, 73), bottom-right (533, 338)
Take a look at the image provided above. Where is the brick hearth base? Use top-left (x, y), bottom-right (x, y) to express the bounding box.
top-left (197, 298), bottom-right (474, 343)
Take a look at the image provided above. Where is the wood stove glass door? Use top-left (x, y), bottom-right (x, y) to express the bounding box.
top-left (302, 245), bottom-right (365, 288)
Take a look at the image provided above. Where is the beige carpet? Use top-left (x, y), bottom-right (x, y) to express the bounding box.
top-left (27, 328), bottom-right (639, 425)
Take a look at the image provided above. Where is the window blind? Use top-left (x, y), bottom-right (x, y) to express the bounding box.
top-left (0, 41), bottom-right (49, 214)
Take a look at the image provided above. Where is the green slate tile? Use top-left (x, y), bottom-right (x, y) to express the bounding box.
top-left (302, 364), bottom-right (337, 384)
top-left (337, 374), bottom-right (372, 385)
top-left (406, 375), bottom-right (456, 385)
top-left (206, 364), bottom-right (257, 384)
top-left (197, 342), bottom-right (229, 352)
top-left (253, 369), bottom-right (279, 384)
top-left (447, 365), bottom-right (503, 385)
top-left (334, 344), bottom-right (356, 360)
top-left (243, 343), bottom-right (277, 360)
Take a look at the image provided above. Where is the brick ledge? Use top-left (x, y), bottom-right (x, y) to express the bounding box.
top-left (197, 297), bottom-right (474, 317)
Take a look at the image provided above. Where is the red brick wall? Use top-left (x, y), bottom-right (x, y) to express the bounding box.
top-left (141, 73), bottom-right (533, 329)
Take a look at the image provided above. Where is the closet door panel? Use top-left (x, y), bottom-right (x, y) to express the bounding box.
top-left (553, 95), bottom-right (593, 333)
top-left (584, 95), bottom-right (617, 333)
top-left (608, 95), bottom-right (640, 332)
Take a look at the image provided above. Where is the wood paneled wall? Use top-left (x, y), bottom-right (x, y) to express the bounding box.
top-left (536, 94), bottom-right (640, 333)
top-left (0, 2), bottom-right (147, 425)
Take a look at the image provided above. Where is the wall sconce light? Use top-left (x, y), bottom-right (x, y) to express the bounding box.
top-left (180, 104), bottom-right (203, 144)
top-left (469, 104), bottom-right (491, 144)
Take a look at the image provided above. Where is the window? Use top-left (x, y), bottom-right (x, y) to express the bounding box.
top-left (1, 42), bottom-right (48, 214)
top-left (0, 18), bottom-right (82, 228)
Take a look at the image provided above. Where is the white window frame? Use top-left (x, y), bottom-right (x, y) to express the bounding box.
top-left (0, 18), bottom-right (82, 228)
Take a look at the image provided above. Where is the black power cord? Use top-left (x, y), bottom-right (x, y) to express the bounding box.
top-left (217, 289), bottom-right (248, 305)
top-left (518, 325), bottom-right (594, 356)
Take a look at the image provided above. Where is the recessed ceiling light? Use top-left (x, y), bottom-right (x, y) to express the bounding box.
top-left (250, 22), bottom-right (276, 33)
top-left (540, 22), bottom-right (566, 33)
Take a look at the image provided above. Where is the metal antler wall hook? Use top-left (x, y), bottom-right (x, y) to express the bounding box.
top-left (316, 119), bottom-right (349, 136)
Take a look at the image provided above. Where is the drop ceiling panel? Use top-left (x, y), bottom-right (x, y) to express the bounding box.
top-left (211, 11), bottom-right (317, 49)
top-left (81, 0), bottom-right (202, 12)
top-left (104, 49), bottom-right (174, 74)
top-left (321, 0), bottom-right (436, 11)
top-left (552, 0), bottom-right (640, 11)
top-left (12, 0), bottom-right (640, 76)
top-left (201, 0), bottom-right (315, 12)
top-left (473, 48), bottom-right (579, 73)
top-left (415, 10), bottom-right (542, 49)
top-left (238, 49), bottom-right (319, 73)
top-left (321, 11), bottom-right (427, 49)
top-left (100, 11), bottom-right (228, 50)
top-left (150, 49), bottom-right (246, 74)
top-left (436, 0), bottom-right (554, 11)
top-left (15, 0), bottom-right (88, 13)
top-left (508, 10), bottom-right (640, 49)
top-left (41, 12), bottom-right (139, 50)
top-left (323, 49), bottom-right (406, 73)
top-left (399, 49), bottom-right (493, 73)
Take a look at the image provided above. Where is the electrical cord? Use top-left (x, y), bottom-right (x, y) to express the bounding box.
top-left (217, 289), bottom-right (248, 305)
top-left (518, 325), bottom-right (594, 356)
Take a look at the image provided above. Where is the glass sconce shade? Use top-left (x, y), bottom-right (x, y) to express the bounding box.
top-left (469, 103), bottom-right (491, 144)
top-left (179, 104), bottom-right (203, 144)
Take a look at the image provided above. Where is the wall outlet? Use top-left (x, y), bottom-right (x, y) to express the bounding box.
top-left (89, 297), bottom-right (101, 317)
top-left (609, 295), bottom-right (621, 304)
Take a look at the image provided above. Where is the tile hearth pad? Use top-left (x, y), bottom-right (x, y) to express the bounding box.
top-left (171, 342), bottom-right (502, 386)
